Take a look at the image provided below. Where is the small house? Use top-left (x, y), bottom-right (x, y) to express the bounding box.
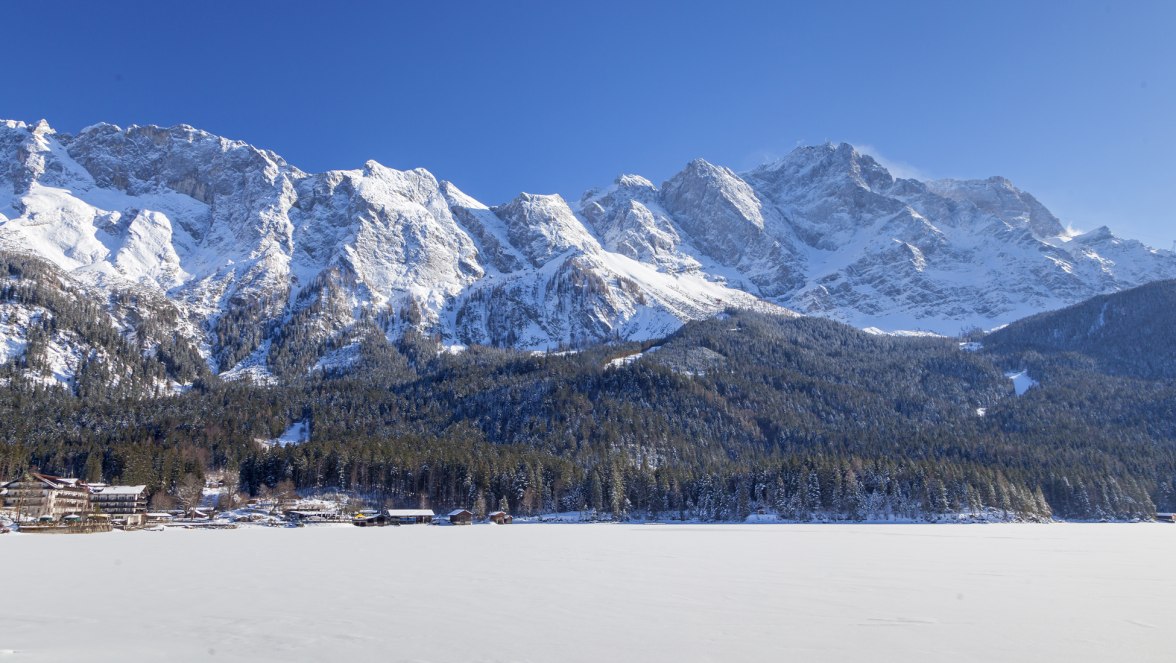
top-left (1156, 512), bottom-right (1176, 523)
top-left (284, 510), bottom-right (343, 524)
top-left (387, 509), bottom-right (434, 525)
top-left (448, 509), bottom-right (473, 525)
top-left (113, 513), bottom-right (147, 529)
top-left (488, 510), bottom-right (513, 525)
top-left (352, 512), bottom-right (390, 527)
top-left (145, 512), bottom-right (174, 525)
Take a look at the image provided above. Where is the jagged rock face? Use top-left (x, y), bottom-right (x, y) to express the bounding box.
top-left (64, 122), bottom-right (297, 254)
top-left (1, 119), bottom-right (1174, 386)
top-left (658, 160), bottom-right (805, 296)
top-left (291, 162), bottom-right (484, 307)
top-left (924, 176), bottom-right (1065, 238)
top-left (492, 193), bottom-right (599, 267)
top-left (744, 143), bottom-right (907, 250)
top-left (0, 120), bottom-right (774, 383)
top-left (580, 175), bottom-right (697, 272)
top-left (728, 142), bottom-right (1176, 332)
top-left (441, 181), bottom-right (526, 274)
top-left (659, 159), bottom-right (767, 264)
top-left (453, 254), bottom-right (639, 348)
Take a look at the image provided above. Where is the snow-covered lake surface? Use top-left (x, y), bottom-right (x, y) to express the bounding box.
top-left (2, 524), bottom-right (1175, 662)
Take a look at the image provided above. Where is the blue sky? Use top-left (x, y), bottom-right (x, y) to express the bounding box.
top-left (8, 1), bottom-right (1175, 247)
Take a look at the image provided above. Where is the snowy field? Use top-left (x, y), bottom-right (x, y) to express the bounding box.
top-left (2, 524), bottom-right (1175, 662)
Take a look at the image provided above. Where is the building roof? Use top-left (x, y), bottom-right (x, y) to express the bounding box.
top-left (91, 485), bottom-right (148, 496)
top-left (387, 509), bottom-right (434, 517)
top-left (448, 509), bottom-right (472, 517)
top-left (488, 511), bottom-right (508, 517)
top-left (3, 473), bottom-right (89, 491)
top-left (39, 474), bottom-right (85, 488)
top-left (39, 473), bottom-right (85, 488)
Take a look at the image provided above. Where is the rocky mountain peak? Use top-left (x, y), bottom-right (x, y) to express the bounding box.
top-left (579, 174), bottom-right (693, 271)
top-left (2, 118), bottom-right (1175, 388)
top-left (925, 176), bottom-right (1064, 238)
top-left (31, 118), bottom-right (55, 137)
top-left (748, 142), bottom-right (895, 195)
top-left (614, 173), bottom-right (655, 190)
top-left (661, 159), bottom-right (765, 238)
top-left (493, 192), bottom-right (599, 267)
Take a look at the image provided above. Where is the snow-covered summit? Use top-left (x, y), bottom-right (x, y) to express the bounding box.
top-left (924, 175), bottom-right (1065, 238)
top-left (1, 118), bottom-right (1173, 384)
top-left (493, 192), bottom-right (600, 267)
top-left (0, 119), bottom-right (777, 380)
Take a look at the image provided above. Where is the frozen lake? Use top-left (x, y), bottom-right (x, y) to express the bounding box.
top-left (2, 524), bottom-right (1174, 662)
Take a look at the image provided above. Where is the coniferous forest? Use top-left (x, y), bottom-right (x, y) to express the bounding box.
top-left (2, 261), bottom-right (1174, 522)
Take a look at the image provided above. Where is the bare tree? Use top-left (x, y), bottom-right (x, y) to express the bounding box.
top-left (149, 491), bottom-right (176, 511)
top-left (274, 479), bottom-right (298, 510)
top-left (175, 473), bottom-right (205, 515)
top-left (218, 469), bottom-right (241, 511)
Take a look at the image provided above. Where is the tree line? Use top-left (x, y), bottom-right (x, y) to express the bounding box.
top-left (2, 301), bottom-right (1173, 521)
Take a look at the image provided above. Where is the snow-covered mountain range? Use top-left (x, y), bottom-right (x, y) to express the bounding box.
top-left (2, 118), bottom-right (1173, 384)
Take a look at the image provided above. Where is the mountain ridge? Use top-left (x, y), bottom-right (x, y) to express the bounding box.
top-left (2, 118), bottom-right (1174, 386)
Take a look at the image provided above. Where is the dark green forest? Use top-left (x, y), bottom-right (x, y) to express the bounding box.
top-left (3, 257), bottom-right (1175, 521)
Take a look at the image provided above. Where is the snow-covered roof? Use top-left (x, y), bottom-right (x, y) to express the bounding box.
top-left (448, 509), bottom-right (472, 517)
top-left (92, 485), bottom-right (147, 495)
top-left (387, 509), bottom-right (434, 517)
top-left (10, 473), bottom-right (88, 490)
top-left (290, 499), bottom-right (334, 510)
top-left (488, 511), bottom-right (508, 516)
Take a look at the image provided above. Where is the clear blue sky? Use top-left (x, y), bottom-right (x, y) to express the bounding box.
top-left (7, 1), bottom-right (1175, 247)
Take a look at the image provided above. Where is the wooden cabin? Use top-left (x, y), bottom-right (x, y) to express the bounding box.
top-left (1156, 512), bottom-right (1176, 523)
top-left (488, 510), bottom-right (513, 524)
top-left (387, 509), bottom-right (434, 524)
top-left (352, 512), bottom-right (391, 527)
top-left (284, 510), bottom-right (345, 524)
top-left (448, 509), bottom-right (474, 525)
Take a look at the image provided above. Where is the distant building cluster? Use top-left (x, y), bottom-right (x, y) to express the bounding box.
top-left (1, 472), bottom-right (516, 534)
top-left (344, 508), bottom-right (512, 527)
top-left (1, 472), bottom-right (148, 531)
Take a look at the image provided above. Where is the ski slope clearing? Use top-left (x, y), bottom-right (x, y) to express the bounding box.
top-left (2, 524), bottom-right (1174, 662)
top-left (1006, 369), bottom-right (1039, 396)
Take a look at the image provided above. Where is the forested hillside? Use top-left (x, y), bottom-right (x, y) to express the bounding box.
top-left (0, 251), bottom-right (209, 396)
top-left (3, 293), bottom-right (1173, 521)
top-left (3, 118), bottom-right (1175, 524)
top-left (985, 279), bottom-right (1176, 379)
